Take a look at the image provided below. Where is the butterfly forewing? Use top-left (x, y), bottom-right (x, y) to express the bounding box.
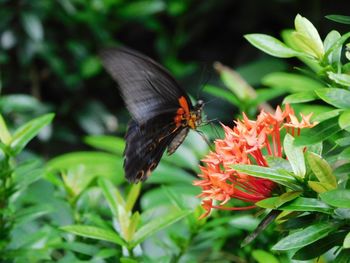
top-left (100, 47), bottom-right (201, 183)
top-left (100, 47), bottom-right (193, 125)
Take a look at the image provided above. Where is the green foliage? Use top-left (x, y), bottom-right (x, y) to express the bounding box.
top-left (1, 5), bottom-right (350, 262)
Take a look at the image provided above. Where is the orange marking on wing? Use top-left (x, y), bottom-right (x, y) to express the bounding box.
top-left (178, 96), bottom-right (190, 116)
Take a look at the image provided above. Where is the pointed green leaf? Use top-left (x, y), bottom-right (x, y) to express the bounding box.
top-left (313, 109), bottom-right (342, 122)
top-left (294, 117), bottom-right (341, 146)
top-left (252, 250), bottom-right (279, 263)
top-left (127, 212), bottom-right (140, 242)
top-left (278, 197), bottom-right (332, 213)
top-left (272, 222), bottom-right (337, 250)
top-left (21, 13), bottom-right (43, 41)
top-left (316, 88), bottom-right (350, 109)
top-left (10, 113), bottom-right (54, 155)
top-left (61, 225), bottom-right (125, 246)
top-left (244, 34), bottom-right (305, 58)
top-left (284, 134), bottom-right (305, 178)
top-left (256, 191), bottom-right (302, 209)
top-left (293, 231), bottom-right (347, 260)
top-left (0, 114), bottom-right (11, 144)
top-left (326, 15), bottom-right (350, 24)
top-left (262, 72), bottom-right (323, 92)
top-left (125, 183), bottom-right (141, 213)
top-left (306, 152), bottom-right (337, 188)
top-left (84, 135), bottom-right (125, 155)
top-left (308, 181), bottom-right (336, 193)
top-left (98, 177), bottom-right (125, 217)
top-left (320, 190), bottom-right (350, 208)
top-left (203, 84), bottom-right (240, 106)
top-left (328, 72), bottom-right (350, 87)
top-left (344, 232), bottom-right (350, 248)
top-left (283, 91), bottom-right (317, 104)
top-left (233, 164), bottom-right (302, 190)
top-left (339, 110), bottom-right (350, 132)
top-left (131, 210), bottom-right (191, 247)
top-left (294, 14), bottom-right (324, 59)
top-left (324, 30), bottom-right (342, 64)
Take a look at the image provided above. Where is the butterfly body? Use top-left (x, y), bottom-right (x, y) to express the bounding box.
top-left (100, 47), bottom-right (203, 183)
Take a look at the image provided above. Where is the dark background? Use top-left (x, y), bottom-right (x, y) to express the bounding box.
top-left (1, 0), bottom-right (349, 154)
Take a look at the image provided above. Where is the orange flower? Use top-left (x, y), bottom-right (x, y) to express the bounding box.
top-left (194, 104), bottom-right (317, 218)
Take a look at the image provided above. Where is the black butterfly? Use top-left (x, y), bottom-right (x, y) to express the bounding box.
top-left (100, 47), bottom-right (203, 183)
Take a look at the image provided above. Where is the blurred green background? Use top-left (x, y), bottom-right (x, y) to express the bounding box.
top-left (1, 0), bottom-right (349, 155)
top-left (1, 1), bottom-right (350, 262)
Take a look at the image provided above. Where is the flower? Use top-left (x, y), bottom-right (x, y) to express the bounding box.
top-left (194, 104), bottom-right (318, 218)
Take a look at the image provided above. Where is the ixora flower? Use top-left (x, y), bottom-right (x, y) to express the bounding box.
top-left (193, 104), bottom-right (318, 218)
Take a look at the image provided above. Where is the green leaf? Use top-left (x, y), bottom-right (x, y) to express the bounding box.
top-left (81, 56), bottom-right (101, 78)
top-left (327, 72), bottom-right (350, 87)
top-left (256, 191), bottom-right (302, 209)
top-left (0, 114), bottom-right (11, 144)
top-left (316, 88), bottom-right (350, 109)
top-left (313, 109), bottom-right (343, 122)
top-left (320, 190), bottom-right (350, 208)
top-left (58, 241), bottom-right (99, 256)
top-left (203, 84), bottom-right (240, 106)
top-left (98, 177), bottom-right (125, 217)
top-left (278, 197), bottom-right (332, 214)
top-left (339, 148), bottom-right (350, 160)
top-left (252, 249), bottom-right (279, 263)
top-left (294, 117), bottom-right (341, 146)
top-left (126, 212), bottom-right (140, 242)
top-left (244, 34), bottom-right (304, 58)
top-left (326, 15), bottom-right (350, 25)
top-left (283, 91), bottom-right (317, 104)
top-left (262, 72), bottom-right (323, 92)
top-left (294, 14), bottom-right (324, 60)
top-left (233, 164), bottom-right (302, 190)
top-left (272, 222), bottom-right (337, 250)
top-left (84, 135), bottom-right (125, 155)
top-left (61, 225), bottom-right (125, 246)
top-left (131, 210), bottom-right (191, 247)
top-left (120, 258), bottom-right (139, 263)
top-left (119, 0), bottom-right (165, 17)
top-left (293, 231), bottom-right (347, 260)
top-left (13, 159), bottom-right (44, 190)
top-left (125, 183), bottom-right (141, 213)
top-left (306, 152), bottom-right (337, 188)
top-left (14, 204), bottom-right (52, 225)
top-left (344, 232), bottom-right (350, 248)
top-left (308, 181), bottom-right (336, 194)
top-left (339, 110), bottom-right (350, 132)
top-left (147, 163), bottom-right (194, 185)
top-left (21, 13), bottom-right (43, 41)
top-left (336, 136), bottom-right (350, 147)
top-left (324, 30), bottom-right (342, 64)
top-left (47, 152), bottom-right (124, 185)
top-left (216, 65), bottom-right (252, 101)
top-left (265, 156), bottom-right (293, 172)
top-left (334, 249), bottom-right (350, 263)
top-left (10, 113), bottom-right (54, 155)
top-left (284, 134), bottom-right (305, 178)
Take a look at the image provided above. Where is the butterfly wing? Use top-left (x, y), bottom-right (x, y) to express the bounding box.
top-left (124, 115), bottom-right (185, 183)
top-left (100, 47), bottom-right (193, 125)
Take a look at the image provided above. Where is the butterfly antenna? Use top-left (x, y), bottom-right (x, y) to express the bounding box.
top-left (196, 63), bottom-right (212, 100)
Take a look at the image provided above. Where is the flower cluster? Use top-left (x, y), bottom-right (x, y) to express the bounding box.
top-left (194, 105), bottom-right (317, 218)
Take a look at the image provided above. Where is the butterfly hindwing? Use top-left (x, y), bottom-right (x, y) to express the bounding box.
top-left (124, 115), bottom-right (183, 182)
top-left (100, 47), bottom-right (193, 125)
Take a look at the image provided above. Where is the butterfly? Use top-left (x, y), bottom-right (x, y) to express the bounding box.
top-left (100, 47), bottom-right (203, 183)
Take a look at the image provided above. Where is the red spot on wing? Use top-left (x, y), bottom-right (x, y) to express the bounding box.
top-left (174, 96), bottom-right (191, 127)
